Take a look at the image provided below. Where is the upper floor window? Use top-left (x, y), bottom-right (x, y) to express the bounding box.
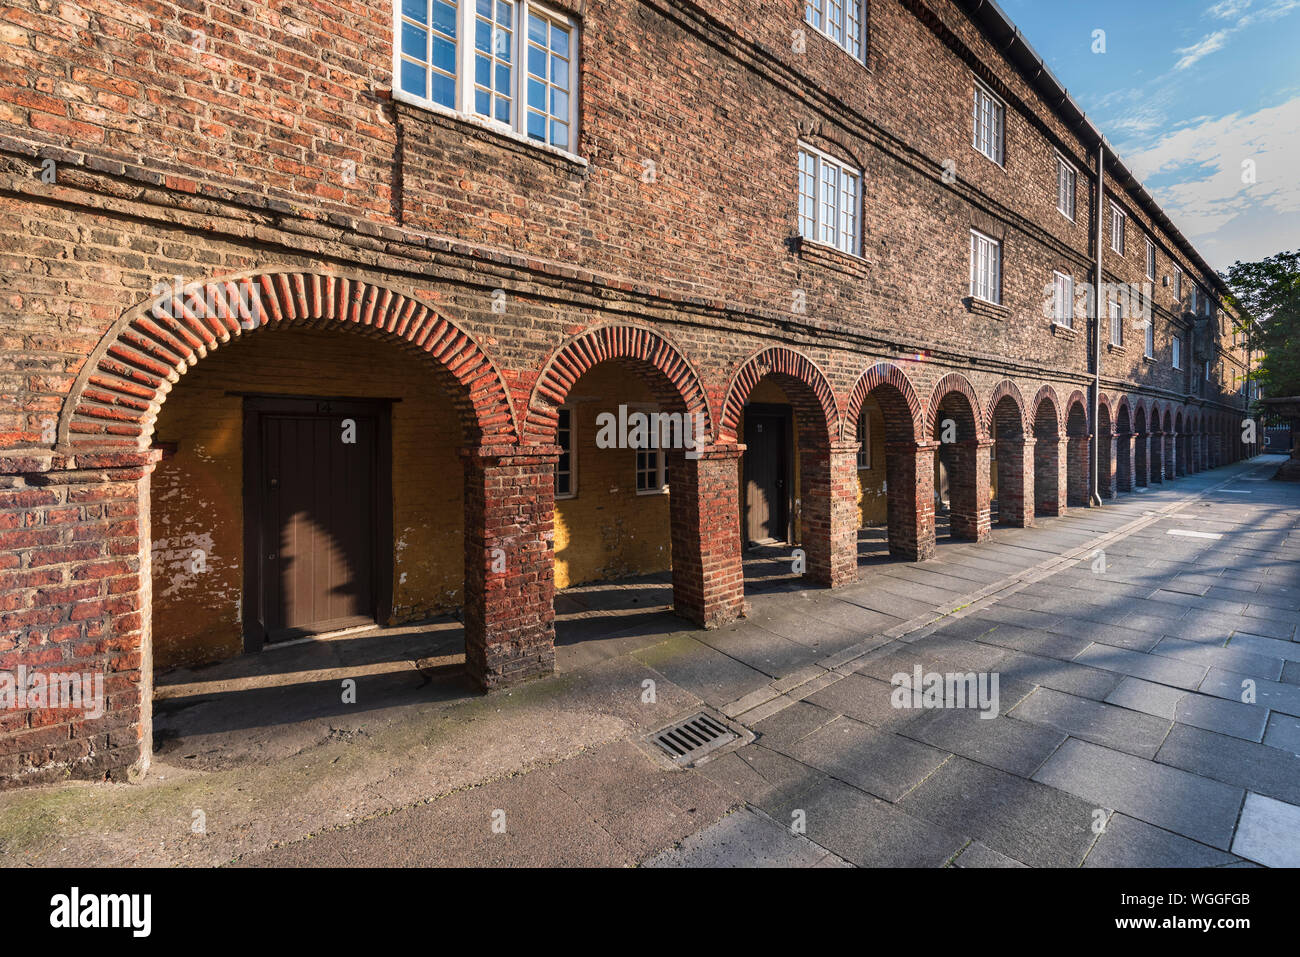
top-left (1172, 335), bottom-right (1182, 370)
top-left (1109, 299), bottom-right (1123, 346)
top-left (798, 143), bottom-right (861, 256)
top-left (969, 230), bottom-right (1001, 305)
top-left (1052, 271), bottom-right (1074, 328)
top-left (1056, 156), bottom-right (1076, 220)
top-left (1173, 266), bottom-right (1183, 304)
top-left (804, 0), bottom-right (865, 61)
top-left (1146, 238), bottom-right (1156, 281)
top-left (973, 80), bottom-right (1005, 165)
top-left (396, 0), bottom-right (578, 153)
top-left (1144, 318), bottom-right (1155, 359)
top-left (1109, 203), bottom-right (1125, 255)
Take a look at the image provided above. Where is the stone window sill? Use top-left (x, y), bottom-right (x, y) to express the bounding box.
top-left (1050, 322), bottom-right (1078, 340)
top-left (1107, 344), bottom-right (1128, 356)
top-left (963, 296), bottom-right (1010, 321)
top-left (796, 237), bottom-right (872, 279)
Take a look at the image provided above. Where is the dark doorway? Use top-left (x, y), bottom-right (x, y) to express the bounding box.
top-left (743, 404), bottom-right (792, 545)
top-left (242, 396), bottom-right (392, 650)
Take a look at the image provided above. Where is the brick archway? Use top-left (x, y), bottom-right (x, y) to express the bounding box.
top-left (844, 362), bottom-right (925, 443)
top-left (1031, 385), bottom-right (1066, 515)
top-left (928, 372), bottom-right (988, 541)
top-left (59, 269), bottom-right (518, 450)
top-left (720, 346), bottom-right (838, 445)
top-left (986, 380), bottom-right (1032, 527)
top-left (524, 323), bottom-right (713, 444)
top-left (926, 372), bottom-right (986, 439)
top-left (985, 379), bottom-right (1028, 437)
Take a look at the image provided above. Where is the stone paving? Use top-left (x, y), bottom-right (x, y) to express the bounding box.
top-left (2, 455), bottom-right (1296, 868)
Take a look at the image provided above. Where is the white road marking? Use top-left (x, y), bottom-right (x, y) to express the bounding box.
top-left (1167, 529), bottom-right (1224, 540)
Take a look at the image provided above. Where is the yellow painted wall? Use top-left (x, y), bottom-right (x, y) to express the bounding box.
top-left (553, 363), bottom-right (673, 588)
top-left (855, 397), bottom-right (887, 526)
top-left (150, 327), bottom-right (463, 670)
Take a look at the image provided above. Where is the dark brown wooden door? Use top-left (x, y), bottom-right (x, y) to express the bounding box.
top-left (743, 410), bottom-right (788, 544)
top-left (245, 398), bottom-right (387, 645)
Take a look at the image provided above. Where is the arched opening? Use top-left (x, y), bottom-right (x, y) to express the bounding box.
top-left (723, 348), bottom-right (842, 592)
top-left (1115, 401), bottom-right (1133, 493)
top-left (1148, 404), bottom-right (1164, 484)
top-left (1163, 409), bottom-right (1176, 479)
top-left (1097, 402), bottom-right (1115, 499)
top-left (989, 386), bottom-right (1032, 527)
top-left (929, 375), bottom-right (988, 542)
top-left (1065, 395), bottom-right (1091, 507)
top-left (1032, 391), bottom-right (1064, 515)
top-left (1134, 404), bottom-right (1149, 488)
top-left (847, 363), bottom-right (933, 564)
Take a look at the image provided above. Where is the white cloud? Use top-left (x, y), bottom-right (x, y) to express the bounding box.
top-left (1123, 96), bottom-right (1300, 267)
top-left (1175, 0), bottom-right (1299, 70)
top-left (1206, 0), bottom-right (1252, 19)
top-left (1174, 30), bottom-right (1230, 70)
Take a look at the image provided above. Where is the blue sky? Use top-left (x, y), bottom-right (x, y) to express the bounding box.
top-left (998, 0), bottom-right (1300, 271)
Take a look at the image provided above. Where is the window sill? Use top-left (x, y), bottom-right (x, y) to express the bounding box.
top-left (796, 236), bottom-right (872, 279)
top-left (1050, 322), bottom-right (1078, 340)
top-left (1107, 344), bottom-right (1127, 356)
top-left (636, 487), bottom-right (669, 497)
top-left (556, 492), bottom-right (577, 501)
top-left (1142, 354), bottom-right (1157, 364)
top-left (964, 296), bottom-right (1009, 321)
top-left (393, 93), bottom-right (588, 171)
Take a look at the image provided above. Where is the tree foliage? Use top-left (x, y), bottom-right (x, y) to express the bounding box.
top-left (1223, 250), bottom-right (1300, 399)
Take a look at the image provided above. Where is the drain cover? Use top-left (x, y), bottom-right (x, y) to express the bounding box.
top-left (650, 712), bottom-right (737, 765)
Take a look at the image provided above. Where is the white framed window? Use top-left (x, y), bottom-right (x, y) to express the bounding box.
top-left (1173, 266), bottom-right (1183, 304)
top-left (798, 143), bottom-right (861, 256)
top-left (1146, 238), bottom-right (1156, 281)
top-left (857, 410), bottom-right (872, 470)
top-left (1204, 360), bottom-right (1211, 383)
top-left (969, 230), bottom-right (1001, 305)
top-left (1056, 155), bottom-right (1076, 220)
top-left (635, 448), bottom-right (668, 494)
top-left (1144, 318), bottom-right (1155, 359)
top-left (972, 79), bottom-right (1005, 165)
top-left (804, 0), bottom-right (865, 61)
top-left (1190, 285), bottom-right (1200, 315)
top-left (1109, 202), bottom-right (1125, 254)
top-left (555, 404), bottom-right (575, 498)
top-left (1109, 299), bottom-right (1123, 346)
top-left (1172, 334), bottom-right (1182, 370)
top-left (395, 0), bottom-right (578, 154)
top-left (1052, 271), bottom-right (1073, 328)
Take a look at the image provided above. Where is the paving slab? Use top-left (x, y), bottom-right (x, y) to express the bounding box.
top-left (1155, 723), bottom-right (1300, 806)
top-left (1072, 642), bottom-right (1206, 690)
top-left (1230, 793), bottom-right (1300, 868)
top-left (749, 699), bottom-right (839, 749)
top-left (1082, 813), bottom-right (1240, 868)
top-left (993, 649), bottom-right (1124, 701)
top-left (782, 716), bottom-right (952, 802)
top-left (641, 807), bottom-right (839, 867)
top-left (1032, 737), bottom-right (1244, 850)
top-left (1011, 687), bottom-right (1172, 759)
top-left (1150, 635), bottom-right (1283, 681)
top-left (898, 707), bottom-right (1065, 777)
top-left (1103, 676), bottom-right (1187, 719)
top-left (1199, 667), bottom-right (1300, 717)
top-left (900, 756), bottom-right (1099, 868)
top-left (1263, 713), bottom-right (1300, 755)
top-left (951, 840), bottom-right (1027, 868)
top-left (801, 672), bottom-right (922, 731)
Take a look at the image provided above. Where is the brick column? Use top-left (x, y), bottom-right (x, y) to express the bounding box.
top-left (1100, 434), bottom-right (1118, 499)
top-left (0, 449), bottom-right (158, 789)
top-left (1209, 432), bottom-right (1221, 469)
top-left (668, 445), bottom-right (745, 627)
top-left (949, 438), bottom-right (991, 541)
top-left (1148, 432), bottom-right (1163, 484)
top-left (463, 445), bottom-right (556, 691)
top-left (1034, 437), bottom-right (1068, 516)
top-left (884, 440), bottom-right (937, 561)
top-left (997, 436), bottom-right (1035, 527)
top-left (1066, 434), bottom-right (1091, 507)
top-left (1116, 433), bottom-right (1135, 492)
top-left (799, 441), bottom-right (861, 589)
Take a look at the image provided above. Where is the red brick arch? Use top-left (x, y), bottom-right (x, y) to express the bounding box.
top-left (844, 362), bottom-right (925, 443)
top-left (1116, 396), bottom-right (1133, 434)
top-left (59, 269), bottom-right (518, 449)
top-left (719, 346), bottom-right (837, 445)
top-left (926, 372), bottom-right (986, 439)
top-left (524, 323), bottom-right (713, 444)
top-left (985, 379), bottom-right (1028, 437)
top-left (1030, 385), bottom-right (1063, 435)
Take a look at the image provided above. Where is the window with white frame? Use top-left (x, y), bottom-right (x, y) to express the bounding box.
top-left (969, 230), bottom-right (1001, 304)
top-left (1146, 238), bottom-right (1156, 280)
top-left (972, 80), bottom-right (1005, 165)
top-left (804, 0), bottom-right (865, 61)
top-left (1204, 360), bottom-right (1211, 383)
top-left (396, 0), bottom-right (578, 153)
top-left (1052, 271), bottom-right (1074, 328)
top-left (1190, 284), bottom-right (1200, 315)
top-left (1056, 155), bottom-right (1076, 220)
top-left (1109, 299), bottom-right (1123, 346)
top-left (635, 447), bottom-right (668, 494)
top-left (857, 410), bottom-right (871, 470)
top-left (798, 143), bottom-right (861, 255)
top-left (1110, 202), bottom-right (1125, 254)
top-left (1173, 266), bottom-right (1182, 304)
top-left (1144, 317), bottom-right (1155, 359)
top-left (1172, 334), bottom-right (1182, 370)
top-left (556, 404), bottom-right (575, 497)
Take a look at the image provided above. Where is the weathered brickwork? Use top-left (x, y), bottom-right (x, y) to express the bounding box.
top-left (0, 0), bottom-right (1258, 787)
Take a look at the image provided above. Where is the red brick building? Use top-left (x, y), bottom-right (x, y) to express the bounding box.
top-left (0, 0), bottom-right (1258, 787)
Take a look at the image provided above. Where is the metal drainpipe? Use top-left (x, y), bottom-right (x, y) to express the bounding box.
top-left (1090, 141), bottom-right (1105, 506)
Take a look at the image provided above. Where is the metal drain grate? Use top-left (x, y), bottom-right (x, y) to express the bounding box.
top-left (651, 712), bottom-right (737, 764)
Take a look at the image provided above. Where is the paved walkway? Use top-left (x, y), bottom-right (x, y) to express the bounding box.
top-left (2, 455), bottom-right (1296, 867)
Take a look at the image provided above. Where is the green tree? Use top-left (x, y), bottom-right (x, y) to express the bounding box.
top-left (1224, 250), bottom-right (1300, 399)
